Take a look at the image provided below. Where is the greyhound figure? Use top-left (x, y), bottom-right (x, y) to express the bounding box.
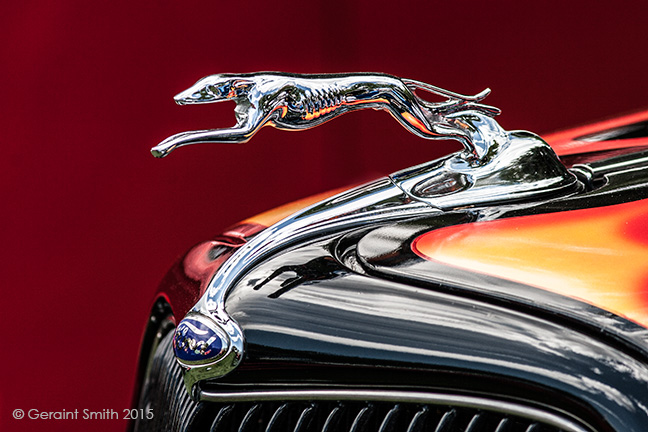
top-left (151, 72), bottom-right (500, 159)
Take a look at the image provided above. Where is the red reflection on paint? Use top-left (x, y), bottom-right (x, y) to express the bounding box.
top-left (623, 211), bottom-right (648, 247)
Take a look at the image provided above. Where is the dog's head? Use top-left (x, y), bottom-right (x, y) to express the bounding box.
top-left (174, 74), bottom-right (254, 105)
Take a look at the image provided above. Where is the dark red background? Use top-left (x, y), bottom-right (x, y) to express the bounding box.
top-left (2, 2), bottom-right (648, 431)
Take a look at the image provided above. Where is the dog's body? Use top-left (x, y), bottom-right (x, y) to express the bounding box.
top-left (152, 73), bottom-right (499, 158)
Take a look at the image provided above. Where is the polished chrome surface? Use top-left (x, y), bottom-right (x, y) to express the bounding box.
top-left (172, 312), bottom-right (243, 395)
top-left (390, 112), bottom-right (580, 209)
top-left (151, 72), bottom-right (499, 159)
top-left (199, 389), bottom-right (590, 432)
top-left (178, 178), bottom-right (434, 391)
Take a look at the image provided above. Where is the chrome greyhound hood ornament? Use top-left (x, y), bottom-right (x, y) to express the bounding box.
top-left (151, 72), bottom-right (500, 159)
top-left (153, 72), bottom-right (580, 209)
top-left (153, 73), bottom-right (580, 395)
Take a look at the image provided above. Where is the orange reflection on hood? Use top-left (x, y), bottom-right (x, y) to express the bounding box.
top-left (242, 186), bottom-right (351, 228)
top-left (412, 199), bottom-right (648, 328)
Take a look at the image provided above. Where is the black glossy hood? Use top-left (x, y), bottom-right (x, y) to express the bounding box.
top-left (219, 237), bottom-right (648, 432)
top-left (154, 148), bottom-right (648, 432)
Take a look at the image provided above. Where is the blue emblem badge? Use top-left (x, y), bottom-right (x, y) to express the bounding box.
top-left (173, 316), bottom-right (227, 363)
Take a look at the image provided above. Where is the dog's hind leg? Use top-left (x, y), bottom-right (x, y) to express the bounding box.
top-left (375, 86), bottom-right (474, 151)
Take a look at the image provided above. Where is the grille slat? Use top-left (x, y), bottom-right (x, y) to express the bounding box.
top-left (322, 405), bottom-right (346, 432)
top-left (405, 407), bottom-right (429, 432)
top-left (210, 405), bottom-right (235, 432)
top-left (378, 404), bottom-right (404, 432)
top-left (350, 405), bottom-right (375, 432)
top-left (294, 405), bottom-right (317, 432)
top-left (239, 404), bottom-right (263, 432)
top-left (466, 413), bottom-right (486, 432)
top-left (266, 403), bottom-right (292, 432)
top-left (495, 418), bottom-right (512, 432)
top-left (435, 409), bottom-right (457, 432)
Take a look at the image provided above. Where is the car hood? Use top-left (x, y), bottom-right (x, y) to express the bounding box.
top-left (411, 198), bottom-right (648, 328)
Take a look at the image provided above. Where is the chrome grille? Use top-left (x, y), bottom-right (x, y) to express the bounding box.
top-left (134, 330), bottom-right (202, 431)
top-left (134, 330), bottom-right (575, 432)
top-left (194, 401), bottom-right (564, 432)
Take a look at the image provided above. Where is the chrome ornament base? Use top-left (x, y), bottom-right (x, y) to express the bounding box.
top-left (391, 113), bottom-right (580, 209)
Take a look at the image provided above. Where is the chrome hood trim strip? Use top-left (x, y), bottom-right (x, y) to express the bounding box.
top-left (176, 178), bottom-right (435, 392)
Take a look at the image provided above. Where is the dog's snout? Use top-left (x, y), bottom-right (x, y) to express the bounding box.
top-left (174, 88), bottom-right (214, 105)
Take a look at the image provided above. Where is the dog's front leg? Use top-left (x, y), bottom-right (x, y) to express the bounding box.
top-left (151, 125), bottom-right (260, 158)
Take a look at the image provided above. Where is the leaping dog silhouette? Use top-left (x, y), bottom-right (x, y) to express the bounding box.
top-left (151, 72), bottom-right (500, 158)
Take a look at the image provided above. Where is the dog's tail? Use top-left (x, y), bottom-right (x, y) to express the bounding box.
top-left (403, 78), bottom-right (490, 102)
top-left (403, 79), bottom-right (500, 117)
